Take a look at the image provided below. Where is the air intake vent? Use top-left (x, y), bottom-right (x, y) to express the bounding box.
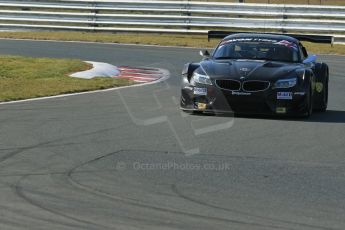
top-left (215, 79), bottom-right (241, 91)
top-left (243, 81), bottom-right (270, 92)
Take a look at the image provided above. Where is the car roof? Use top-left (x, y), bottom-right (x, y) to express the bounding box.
top-left (223, 33), bottom-right (299, 44)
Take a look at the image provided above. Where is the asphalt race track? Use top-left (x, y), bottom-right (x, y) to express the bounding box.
top-left (0, 39), bottom-right (345, 230)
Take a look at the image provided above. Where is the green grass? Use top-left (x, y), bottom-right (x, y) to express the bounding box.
top-left (0, 31), bottom-right (210, 47)
top-left (0, 31), bottom-right (344, 55)
top-left (0, 55), bottom-right (133, 102)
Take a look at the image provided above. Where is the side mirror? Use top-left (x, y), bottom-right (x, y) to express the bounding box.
top-left (303, 54), bottom-right (317, 64)
top-left (199, 50), bottom-right (210, 58)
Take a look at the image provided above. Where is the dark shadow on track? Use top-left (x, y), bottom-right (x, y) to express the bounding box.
top-left (188, 110), bottom-right (345, 124)
top-left (307, 110), bottom-right (345, 123)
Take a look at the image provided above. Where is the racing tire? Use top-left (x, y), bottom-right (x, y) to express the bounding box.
top-left (301, 85), bottom-right (313, 118)
top-left (313, 63), bottom-right (329, 112)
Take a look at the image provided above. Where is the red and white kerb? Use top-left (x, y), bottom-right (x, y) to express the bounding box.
top-left (116, 66), bottom-right (164, 83)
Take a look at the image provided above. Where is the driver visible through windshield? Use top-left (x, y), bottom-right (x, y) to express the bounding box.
top-left (213, 38), bottom-right (300, 63)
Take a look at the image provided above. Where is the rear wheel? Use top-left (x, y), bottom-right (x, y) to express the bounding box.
top-left (317, 77), bottom-right (328, 112)
top-left (315, 75), bottom-right (329, 112)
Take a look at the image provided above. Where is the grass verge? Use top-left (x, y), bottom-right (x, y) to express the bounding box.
top-left (0, 31), bottom-right (344, 55)
top-left (0, 55), bottom-right (133, 102)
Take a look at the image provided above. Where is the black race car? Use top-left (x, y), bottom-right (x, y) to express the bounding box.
top-left (180, 31), bottom-right (331, 117)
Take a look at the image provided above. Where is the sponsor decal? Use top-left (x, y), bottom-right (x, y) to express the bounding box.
top-left (197, 103), bottom-right (207, 110)
top-left (240, 68), bottom-right (250, 72)
top-left (239, 67), bottom-right (251, 77)
top-left (274, 40), bottom-right (298, 50)
top-left (294, 92), bottom-right (306, 96)
top-left (315, 82), bottom-right (324, 93)
top-left (276, 107), bottom-right (287, 114)
top-left (193, 87), bottom-right (207, 96)
top-left (219, 38), bottom-right (279, 46)
top-left (219, 38), bottom-right (298, 51)
top-left (277, 92), bottom-right (292, 100)
top-left (232, 91), bottom-right (251, 96)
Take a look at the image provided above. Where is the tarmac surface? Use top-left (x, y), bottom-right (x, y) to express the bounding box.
top-left (0, 39), bottom-right (344, 230)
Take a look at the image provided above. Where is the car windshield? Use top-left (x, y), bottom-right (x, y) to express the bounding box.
top-left (213, 38), bottom-right (300, 63)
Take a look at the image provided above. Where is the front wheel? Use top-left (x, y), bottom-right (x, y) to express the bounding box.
top-left (313, 63), bottom-right (329, 112)
top-left (301, 85), bottom-right (313, 118)
top-left (314, 75), bottom-right (329, 112)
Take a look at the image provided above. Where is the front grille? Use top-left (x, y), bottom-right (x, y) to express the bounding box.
top-left (215, 79), bottom-right (241, 91)
top-left (243, 81), bottom-right (270, 92)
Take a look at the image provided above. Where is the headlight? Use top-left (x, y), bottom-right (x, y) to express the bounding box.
top-left (274, 78), bottom-right (297, 89)
top-left (192, 72), bottom-right (212, 85)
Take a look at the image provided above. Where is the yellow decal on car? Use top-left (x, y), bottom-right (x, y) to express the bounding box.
top-left (197, 103), bottom-right (207, 110)
top-left (315, 82), bottom-right (323, 93)
top-left (276, 107), bottom-right (287, 114)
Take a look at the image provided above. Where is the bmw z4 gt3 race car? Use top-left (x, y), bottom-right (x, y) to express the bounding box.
top-left (180, 32), bottom-right (331, 117)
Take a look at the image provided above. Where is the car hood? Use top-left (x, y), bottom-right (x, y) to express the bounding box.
top-left (200, 59), bottom-right (303, 81)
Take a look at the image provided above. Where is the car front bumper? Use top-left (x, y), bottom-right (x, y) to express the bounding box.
top-left (180, 82), bottom-right (309, 115)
